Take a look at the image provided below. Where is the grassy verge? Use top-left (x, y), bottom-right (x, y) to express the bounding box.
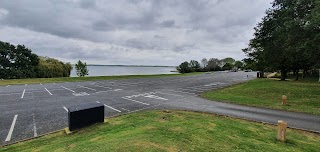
top-left (202, 78), bottom-right (320, 115)
top-left (0, 72), bottom-right (204, 86)
top-left (2, 110), bottom-right (320, 151)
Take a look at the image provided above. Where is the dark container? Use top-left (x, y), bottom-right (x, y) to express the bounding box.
top-left (68, 102), bottom-right (104, 131)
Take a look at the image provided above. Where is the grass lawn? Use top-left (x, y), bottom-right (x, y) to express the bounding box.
top-left (1, 110), bottom-right (319, 152)
top-left (202, 78), bottom-right (320, 115)
top-left (0, 72), bottom-right (204, 86)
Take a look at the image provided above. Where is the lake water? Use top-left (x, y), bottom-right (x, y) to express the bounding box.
top-left (70, 65), bottom-right (178, 77)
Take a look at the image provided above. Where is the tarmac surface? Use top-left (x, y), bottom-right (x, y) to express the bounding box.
top-left (0, 72), bottom-right (319, 146)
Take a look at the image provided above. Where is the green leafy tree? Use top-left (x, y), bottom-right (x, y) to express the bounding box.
top-left (222, 57), bottom-right (235, 65)
top-left (222, 63), bottom-right (233, 71)
top-left (207, 58), bottom-right (222, 71)
top-left (201, 58), bottom-right (208, 69)
top-left (75, 60), bottom-right (89, 77)
top-left (243, 0), bottom-right (319, 80)
top-left (189, 60), bottom-right (201, 72)
top-left (0, 41), bottom-right (39, 79)
top-left (37, 56), bottom-right (73, 78)
top-left (177, 61), bottom-right (192, 74)
top-left (234, 61), bottom-right (244, 70)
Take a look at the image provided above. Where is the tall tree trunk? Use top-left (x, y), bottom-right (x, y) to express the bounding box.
top-left (281, 66), bottom-right (286, 81)
top-left (295, 69), bottom-right (299, 81)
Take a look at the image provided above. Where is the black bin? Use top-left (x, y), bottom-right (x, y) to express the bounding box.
top-left (68, 102), bottom-right (104, 131)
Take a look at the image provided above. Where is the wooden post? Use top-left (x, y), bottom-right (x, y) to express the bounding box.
top-left (282, 95), bottom-right (287, 105)
top-left (277, 120), bottom-right (287, 142)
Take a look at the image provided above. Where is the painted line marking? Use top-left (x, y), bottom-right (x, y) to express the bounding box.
top-left (95, 89), bottom-right (123, 94)
top-left (45, 88), bottom-right (52, 95)
top-left (21, 89), bottom-right (26, 99)
top-left (156, 91), bottom-right (184, 97)
top-left (96, 101), bottom-right (121, 112)
top-left (167, 89), bottom-right (196, 95)
top-left (63, 106), bottom-right (69, 112)
top-left (144, 94), bottom-right (168, 100)
top-left (5, 115), bottom-right (18, 142)
top-left (32, 114), bottom-right (37, 137)
top-left (78, 85), bottom-right (96, 91)
top-left (122, 97), bottom-right (150, 105)
top-left (61, 86), bottom-right (75, 93)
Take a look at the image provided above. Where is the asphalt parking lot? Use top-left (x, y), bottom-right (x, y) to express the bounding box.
top-left (1, 72), bottom-right (319, 146)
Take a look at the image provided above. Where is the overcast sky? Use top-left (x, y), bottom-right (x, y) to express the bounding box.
top-left (0, 0), bottom-right (272, 66)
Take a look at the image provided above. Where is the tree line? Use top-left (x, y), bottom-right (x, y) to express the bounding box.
top-left (0, 41), bottom-right (73, 79)
top-left (243, 0), bottom-right (320, 80)
top-left (177, 57), bottom-right (245, 73)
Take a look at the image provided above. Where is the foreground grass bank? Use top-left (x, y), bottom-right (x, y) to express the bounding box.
top-left (0, 72), bottom-right (204, 86)
top-left (202, 78), bottom-right (320, 115)
top-left (2, 110), bottom-right (320, 151)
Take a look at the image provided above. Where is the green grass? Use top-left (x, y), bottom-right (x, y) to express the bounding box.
top-left (1, 110), bottom-right (319, 152)
top-left (0, 72), bottom-right (204, 86)
top-left (202, 78), bottom-right (320, 115)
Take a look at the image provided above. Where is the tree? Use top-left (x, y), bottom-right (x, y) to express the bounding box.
top-left (75, 60), bottom-right (89, 77)
top-left (201, 58), bottom-right (208, 69)
top-left (222, 63), bottom-right (233, 71)
top-left (37, 56), bottom-right (73, 78)
top-left (0, 41), bottom-right (39, 79)
top-left (234, 61), bottom-right (244, 70)
top-left (222, 57), bottom-right (235, 65)
top-left (243, 0), bottom-right (319, 80)
top-left (177, 61), bottom-right (192, 74)
top-left (207, 58), bottom-right (222, 71)
top-left (189, 60), bottom-right (201, 72)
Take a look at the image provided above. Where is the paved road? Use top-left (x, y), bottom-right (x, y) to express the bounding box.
top-left (0, 72), bottom-right (319, 146)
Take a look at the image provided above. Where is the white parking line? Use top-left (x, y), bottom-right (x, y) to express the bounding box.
top-left (122, 97), bottom-right (150, 105)
top-left (61, 86), bottom-right (75, 93)
top-left (63, 106), bottom-right (69, 112)
top-left (21, 89), bottom-right (26, 99)
top-left (96, 101), bottom-right (121, 112)
top-left (167, 89), bottom-right (196, 95)
top-left (45, 88), bottom-right (52, 95)
top-left (32, 114), bottom-right (37, 137)
top-left (144, 94), bottom-right (168, 100)
top-left (5, 115), bottom-right (18, 142)
top-left (78, 85), bottom-right (96, 91)
top-left (156, 91), bottom-right (184, 97)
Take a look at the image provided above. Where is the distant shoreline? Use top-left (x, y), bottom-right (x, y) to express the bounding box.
top-left (73, 64), bottom-right (176, 67)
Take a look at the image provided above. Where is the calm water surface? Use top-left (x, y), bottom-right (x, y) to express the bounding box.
top-left (70, 65), bottom-right (178, 77)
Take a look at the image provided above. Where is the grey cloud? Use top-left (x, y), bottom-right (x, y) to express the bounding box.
top-left (0, 0), bottom-right (272, 65)
top-left (160, 20), bottom-right (175, 27)
top-left (92, 20), bottom-right (115, 31)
